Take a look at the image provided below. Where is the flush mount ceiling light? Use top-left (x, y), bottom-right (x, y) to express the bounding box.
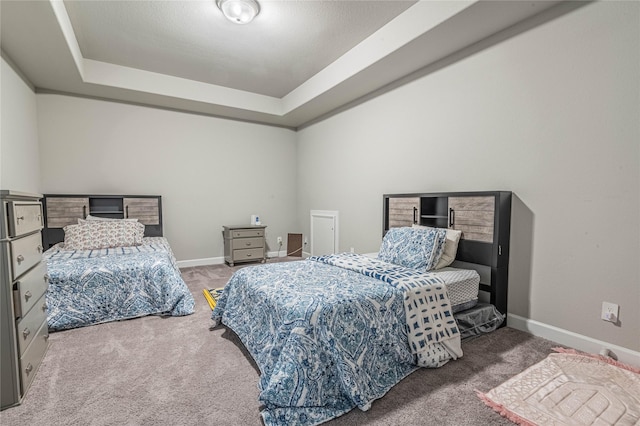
top-left (217, 0), bottom-right (260, 24)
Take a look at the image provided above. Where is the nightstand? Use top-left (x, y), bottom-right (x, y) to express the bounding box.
top-left (222, 225), bottom-right (267, 266)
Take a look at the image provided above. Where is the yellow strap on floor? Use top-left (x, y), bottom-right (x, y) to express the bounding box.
top-left (202, 288), bottom-right (217, 310)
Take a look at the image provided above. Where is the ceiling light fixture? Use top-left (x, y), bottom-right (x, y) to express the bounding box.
top-left (216, 0), bottom-right (260, 25)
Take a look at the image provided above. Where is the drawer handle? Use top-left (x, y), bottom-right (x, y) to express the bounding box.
top-left (16, 216), bottom-right (25, 223)
top-left (37, 245), bottom-right (43, 254)
top-left (25, 363), bottom-right (33, 375)
top-left (23, 328), bottom-right (31, 339)
top-left (44, 274), bottom-right (50, 283)
top-left (245, 242), bottom-right (252, 246)
top-left (16, 254), bottom-right (25, 264)
top-left (246, 253), bottom-right (253, 257)
top-left (24, 290), bottom-right (33, 301)
top-left (42, 302), bottom-right (48, 312)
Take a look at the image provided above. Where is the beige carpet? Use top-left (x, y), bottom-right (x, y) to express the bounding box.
top-left (1, 259), bottom-right (563, 426)
top-left (478, 349), bottom-right (640, 425)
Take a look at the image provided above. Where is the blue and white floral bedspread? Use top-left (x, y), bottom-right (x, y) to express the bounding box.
top-left (211, 253), bottom-right (462, 426)
top-left (311, 253), bottom-right (462, 367)
top-left (45, 237), bottom-right (194, 331)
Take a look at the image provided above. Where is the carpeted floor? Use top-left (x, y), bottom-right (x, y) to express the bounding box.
top-left (0, 258), bottom-right (562, 426)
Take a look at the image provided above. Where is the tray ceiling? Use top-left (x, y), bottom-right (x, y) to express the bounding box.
top-left (1, 1), bottom-right (567, 128)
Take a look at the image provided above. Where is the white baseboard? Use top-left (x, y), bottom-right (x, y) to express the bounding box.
top-left (177, 257), bottom-right (224, 268)
top-left (177, 251), bottom-right (287, 269)
top-left (508, 313), bottom-right (640, 367)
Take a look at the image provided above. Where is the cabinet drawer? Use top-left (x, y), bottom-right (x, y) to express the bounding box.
top-left (232, 248), bottom-right (264, 262)
top-left (16, 294), bottom-right (47, 356)
top-left (20, 321), bottom-right (48, 395)
top-left (232, 229), bottom-right (264, 238)
top-left (449, 196), bottom-right (494, 212)
top-left (46, 197), bottom-right (89, 228)
top-left (388, 197), bottom-right (420, 228)
top-left (10, 233), bottom-right (43, 280)
top-left (7, 201), bottom-right (43, 237)
top-left (123, 198), bottom-right (160, 225)
top-left (232, 237), bottom-right (264, 250)
top-left (13, 262), bottom-right (48, 318)
top-left (449, 196), bottom-right (495, 243)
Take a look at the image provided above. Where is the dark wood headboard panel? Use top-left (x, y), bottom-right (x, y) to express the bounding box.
top-left (383, 191), bottom-right (512, 318)
top-left (41, 194), bottom-right (163, 249)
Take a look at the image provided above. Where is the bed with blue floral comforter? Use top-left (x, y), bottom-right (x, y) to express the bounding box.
top-left (211, 253), bottom-right (462, 425)
top-left (44, 237), bottom-right (195, 331)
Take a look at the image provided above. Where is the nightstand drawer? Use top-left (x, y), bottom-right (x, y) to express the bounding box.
top-left (16, 294), bottom-right (47, 356)
top-left (13, 262), bottom-right (48, 319)
top-left (20, 321), bottom-right (48, 395)
top-left (232, 237), bottom-right (264, 250)
top-left (232, 248), bottom-right (264, 262)
top-left (232, 229), bottom-right (264, 238)
top-left (10, 232), bottom-right (43, 280)
top-left (7, 201), bottom-right (43, 238)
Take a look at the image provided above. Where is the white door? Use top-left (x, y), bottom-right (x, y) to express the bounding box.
top-left (310, 211), bottom-right (338, 256)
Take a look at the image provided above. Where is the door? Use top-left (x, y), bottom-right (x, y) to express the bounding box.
top-left (123, 198), bottom-right (160, 225)
top-left (448, 196), bottom-right (495, 242)
top-left (310, 210), bottom-right (338, 256)
top-left (387, 197), bottom-right (420, 228)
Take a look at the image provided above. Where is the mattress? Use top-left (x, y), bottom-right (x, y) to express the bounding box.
top-left (431, 267), bottom-right (480, 313)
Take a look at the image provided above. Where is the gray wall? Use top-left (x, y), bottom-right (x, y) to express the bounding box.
top-left (3, 2), bottom-right (637, 353)
top-left (1, 57), bottom-right (41, 193)
top-left (36, 95), bottom-right (298, 262)
top-left (296, 1), bottom-right (639, 351)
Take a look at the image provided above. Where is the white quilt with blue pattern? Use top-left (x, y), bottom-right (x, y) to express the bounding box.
top-left (45, 237), bottom-right (195, 331)
top-left (211, 253), bottom-right (462, 425)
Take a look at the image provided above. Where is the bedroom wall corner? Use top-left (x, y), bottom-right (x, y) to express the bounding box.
top-left (294, 1), bottom-right (640, 353)
top-left (35, 94), bottom-right (299, 263)
top-left (0, 56), bottom-right (41, 193)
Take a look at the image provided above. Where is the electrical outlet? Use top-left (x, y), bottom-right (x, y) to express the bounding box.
top-left (601, 301), bottom-right (619, 322)
top-left (277, 236), bottom-right (282, 245)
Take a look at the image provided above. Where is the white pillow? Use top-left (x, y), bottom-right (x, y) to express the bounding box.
top-left (412, 224), bottom-right (462, 269)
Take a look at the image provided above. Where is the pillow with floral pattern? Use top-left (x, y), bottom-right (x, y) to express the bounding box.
top-left (377, 226), bottom-right (447, 271)
top-left (412, 224), bottom-right (462, 269)
top-left (63, 221), bottom-right (145, 250)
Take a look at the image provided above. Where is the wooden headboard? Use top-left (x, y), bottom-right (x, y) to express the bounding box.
top-left (383, 191), bottom-right (512, 318)
top-left (41, 194), bottom-right (163, 249)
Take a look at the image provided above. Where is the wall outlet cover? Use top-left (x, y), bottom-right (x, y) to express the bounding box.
top-left (601, 301), bottom-right (619, 322)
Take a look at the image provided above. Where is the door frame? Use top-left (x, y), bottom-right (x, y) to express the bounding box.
top-left (310, 210), bottom-right (339, 256)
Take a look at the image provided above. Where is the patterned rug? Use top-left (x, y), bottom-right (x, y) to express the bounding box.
top-left (202, 288), bottom-right (224, 310)
top-left (477, 348), bottom-right (640, 425)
